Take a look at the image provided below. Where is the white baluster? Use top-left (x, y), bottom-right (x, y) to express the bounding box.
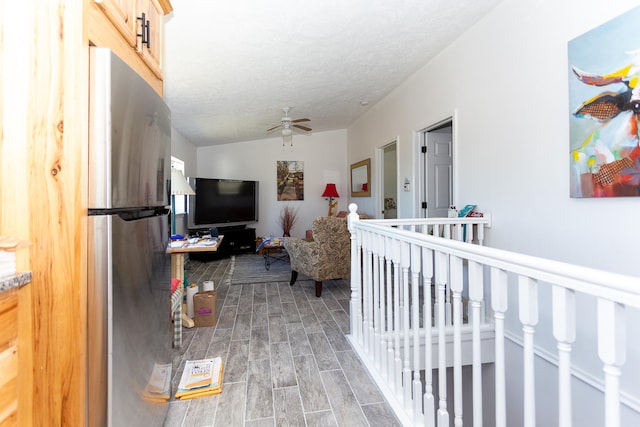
top-left (477, 223), bottom-right (485, 246)
top-left (423, 247), bottom-right (436, 426)
top-left (444, 224), bottom-right (451, 239)
top-left (379, 236), bottom-right (387, 371)
top-left (491, 267), bottom-right (508, 427)
top-left (597, 298), bottom-right (625, 427)
top-left (445, 286), bottom-right (452, 326)
top-left (450, 255), bottom-right (464, 427)
top-left (435, 251), bottom-right (450, 426)
top-left (362, 231), bottom-right (372, 355)
top-left (372, 236), bottom-right (381, 361)
top-left (401, 241), bottom-right (412, 410)
top-left (552, 286), bottom-right (575, 427)
top-left (392, 239), bottom-right (402, 395)
top-left (411, 244), bottom-right (422, 421)
top-left (469, 260), bottom-right (484, 427)
top-left (518, 276), bottom-right (538, 427)
top-left (385, 236), bottom-right (394, 383)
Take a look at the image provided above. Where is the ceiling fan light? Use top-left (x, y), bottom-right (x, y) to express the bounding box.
top-left (282, 128), bottom-right (292, 137)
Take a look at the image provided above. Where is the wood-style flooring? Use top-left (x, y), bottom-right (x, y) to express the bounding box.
top-left (163, 255), bottom-right (401, 427)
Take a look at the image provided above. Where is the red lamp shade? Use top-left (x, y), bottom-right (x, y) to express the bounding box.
top-left (321, 183), bottom-right (339, 198)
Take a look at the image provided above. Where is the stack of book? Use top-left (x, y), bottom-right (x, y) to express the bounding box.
top-left (175, 357), bottom-right (224, 400)
top-left (142, 363), bottom-right (172, 403)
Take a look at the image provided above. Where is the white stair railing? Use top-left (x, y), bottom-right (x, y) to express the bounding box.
top-left (345, 203), bottom-right (640, 427)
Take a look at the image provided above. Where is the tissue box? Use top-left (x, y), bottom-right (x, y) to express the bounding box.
top-left (193, 291), bottom-right (217, 327)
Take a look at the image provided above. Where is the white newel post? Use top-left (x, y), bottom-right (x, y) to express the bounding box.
top-left (518, 276), bottom-right (538, 427)
top-left (348, 204), bottom-right (362, 345)
top-left (491, 267), bottom-right (508, 427)
top-left (468, 260), bottom-right (484, 427)
top-left (597, 298), bottom-right (625, 427)
top-left (552, 286), bottom-right (575, 427)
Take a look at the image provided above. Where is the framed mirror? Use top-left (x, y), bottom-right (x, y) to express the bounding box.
top-left (350, 158), bottom-right (371, 197)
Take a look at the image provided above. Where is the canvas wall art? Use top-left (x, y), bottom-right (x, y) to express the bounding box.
top-left (568, 6), bottom-right (640, 198)
top-left (277, 161), bottom-right (304, 201)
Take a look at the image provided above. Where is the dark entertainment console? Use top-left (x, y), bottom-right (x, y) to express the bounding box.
top-left (218, 226), bottom-right (256, 255)
top-left (189, 226), bottom-right (256, 260)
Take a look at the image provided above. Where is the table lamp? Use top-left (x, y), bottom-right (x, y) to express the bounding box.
top-left (321, 183), bottom-right (339, 216)
top-left (171, 168), bottom-right (195, 234)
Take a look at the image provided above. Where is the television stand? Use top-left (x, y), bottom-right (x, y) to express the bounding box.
top-left (218, 226), bottom-right (255, 254)
top-left (188, 226), bottom-right (255, 260)
top-left (219, 225), bottom-right (247, 231)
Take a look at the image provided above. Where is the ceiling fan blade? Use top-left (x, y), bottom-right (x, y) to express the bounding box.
top-left (292, 118), bottom-right (310, 123)
top-left (266, 124), bottom-right (283, 132)
top-left (293, 124), bottom-right (312, 132)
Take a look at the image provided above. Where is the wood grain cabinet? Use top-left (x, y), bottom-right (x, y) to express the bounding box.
top-left (0, 289), bottom-right (18, 425)
top-left (93, 0), bottom-right (172, 80)
top-left (135, 0), bottom-right (165, 78)
top-left (93, 0), bottom-right (137, 46)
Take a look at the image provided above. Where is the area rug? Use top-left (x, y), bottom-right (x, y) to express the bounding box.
top-left (228, 253), bottom-right (310, 285)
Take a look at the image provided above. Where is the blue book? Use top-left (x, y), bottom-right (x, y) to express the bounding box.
top-left (458, 204), bottom-right (477, 217)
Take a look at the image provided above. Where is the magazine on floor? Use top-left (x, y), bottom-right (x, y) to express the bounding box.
top-left (175, 357), bottom-right (224, 400)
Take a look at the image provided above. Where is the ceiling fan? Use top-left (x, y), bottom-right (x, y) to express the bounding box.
top-left (266, 107), bottom-right (312, 134)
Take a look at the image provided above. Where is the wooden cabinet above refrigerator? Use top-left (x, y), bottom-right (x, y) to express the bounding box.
top-left (89, 0), bottom-right (173, 95)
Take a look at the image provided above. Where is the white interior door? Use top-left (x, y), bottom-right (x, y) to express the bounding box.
top-left (422, 121), bottom-right (453, 218)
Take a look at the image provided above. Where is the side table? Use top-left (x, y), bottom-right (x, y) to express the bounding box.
top-left (256, 238), bottom-right (289, 270)
top-left (166, 236), bottom-right (223, 347)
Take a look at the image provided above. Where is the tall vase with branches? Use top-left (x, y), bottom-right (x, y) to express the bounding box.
top-left (279, 205), bottom-right (298, 237)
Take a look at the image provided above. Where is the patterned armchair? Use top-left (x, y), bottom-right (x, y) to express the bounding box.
top-left (283, 216), bottom-right (351, 297)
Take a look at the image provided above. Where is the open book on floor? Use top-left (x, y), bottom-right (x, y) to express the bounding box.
top-left (142, 362), bottom-right (172, 402)
top-left (175, 357), bottom-right (224, 400)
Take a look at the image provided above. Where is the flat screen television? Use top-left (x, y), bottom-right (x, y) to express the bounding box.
top-left (186, 178), bottom-right (259, 229)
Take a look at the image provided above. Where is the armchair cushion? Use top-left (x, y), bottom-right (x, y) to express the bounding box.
top-left (284, 216), bottom-right (351, 296)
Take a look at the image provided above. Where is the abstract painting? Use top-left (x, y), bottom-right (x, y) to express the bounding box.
top-left (277, 161), bottom-right (304, 201)
top-left (568, 6), bottom-right (640, 197)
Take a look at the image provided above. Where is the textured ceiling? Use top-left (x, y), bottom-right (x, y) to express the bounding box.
top-left (163, 0), bottom-right (500, 147)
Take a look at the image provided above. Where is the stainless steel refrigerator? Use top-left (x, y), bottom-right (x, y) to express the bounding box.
top-left (87, 47), bottom-right (172, 427)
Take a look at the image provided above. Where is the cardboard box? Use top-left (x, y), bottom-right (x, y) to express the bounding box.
top-left (193, 290), bottom-right (217, 327)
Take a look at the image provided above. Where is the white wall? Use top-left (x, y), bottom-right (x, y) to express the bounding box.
top-left (195, 129), bottom-right (348, 239)
top-left (347, 0), bottom-right (640, 422)
top-left (171, 128), bottom-right (198, 176)
top-left (171, 128), bottom-right (198, 235)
